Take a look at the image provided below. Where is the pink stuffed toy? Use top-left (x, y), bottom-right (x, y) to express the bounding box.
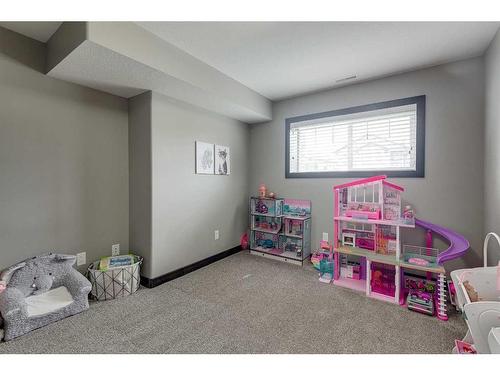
top-left (0, 280), bottom-right (5, 293)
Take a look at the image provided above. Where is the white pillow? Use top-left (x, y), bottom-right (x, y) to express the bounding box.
top-left (25, 286), bottom-right (74, 317)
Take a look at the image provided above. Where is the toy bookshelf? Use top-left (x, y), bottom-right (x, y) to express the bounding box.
top-left (249, 197), bottom-right (311, 266)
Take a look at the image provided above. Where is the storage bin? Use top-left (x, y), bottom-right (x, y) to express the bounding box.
top-left (87, 255), bottom-right (143, 301)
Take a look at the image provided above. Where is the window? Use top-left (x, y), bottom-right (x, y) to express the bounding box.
top-left (285, 96), bottom-right (425, 178)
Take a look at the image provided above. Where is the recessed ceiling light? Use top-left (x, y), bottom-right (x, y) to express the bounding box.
top-left (336, 75), bottom-right (357, 83)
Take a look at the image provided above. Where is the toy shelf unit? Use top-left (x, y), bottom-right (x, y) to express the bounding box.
top-left (249, 197), bottom-right (311, 266)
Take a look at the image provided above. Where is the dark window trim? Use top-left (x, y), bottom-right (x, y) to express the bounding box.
top-left (285, 95), bottom-right (426, 178)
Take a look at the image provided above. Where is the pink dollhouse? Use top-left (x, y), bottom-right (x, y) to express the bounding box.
top-left (332, 175), bottom-right (470, 321)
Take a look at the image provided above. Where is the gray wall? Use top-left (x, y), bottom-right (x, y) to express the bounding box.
top-left (0, 27), bottom-right (129, 271)
top-left (249, 57), bottom-right (485, 271)
top-left (150, 93), bottom-right (249, 278)
top-left (129, 92), bottom-right (153, 276)
top-left (128, 92), bottom-right (250, 279)
top-left (485, 29), bottom-right (500, 266)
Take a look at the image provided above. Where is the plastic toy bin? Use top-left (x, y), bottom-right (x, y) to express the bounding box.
top-left (87, 255), bottom-right (143, 301)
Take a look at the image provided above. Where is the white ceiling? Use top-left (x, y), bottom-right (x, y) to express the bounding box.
top-left (0, 21), bottom-right (62, 42)
top-left (1, 21), bottom-right (498, 101)
top-left (137, 22), bottom-right (500, 100)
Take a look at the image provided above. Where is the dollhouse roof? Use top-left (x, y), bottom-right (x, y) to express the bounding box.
top-left (333, 175), bottom-right (404, 191)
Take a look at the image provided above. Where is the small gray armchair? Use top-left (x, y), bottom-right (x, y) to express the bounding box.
top-left (0, 253), bottom-right (91, 341)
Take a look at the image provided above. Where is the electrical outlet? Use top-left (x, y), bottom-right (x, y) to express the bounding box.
top-left (76, 252), bottom-right (86, 266)
top-left (112, 244), bottom-right (120, 256)
top-left (322, 232), bottom-right (329, 241)
top-left (214, 230), bottom-right (220, 240)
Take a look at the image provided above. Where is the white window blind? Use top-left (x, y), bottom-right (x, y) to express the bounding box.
top-left (289, 104), bottom-right (417, 173)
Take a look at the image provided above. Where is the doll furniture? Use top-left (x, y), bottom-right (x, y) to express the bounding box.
top-left (332, 175), bottom-right (469, 321)
top-left (0, 253), bottom-right (91, 341)
top-left (249, 197), bottom-right (311, 266)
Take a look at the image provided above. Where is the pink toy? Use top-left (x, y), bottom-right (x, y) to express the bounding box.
top-left (408, 257), bottom-right (430, 266)
top-left (320, 240), bottom-right (331, 252)
top-left (403, 205), bottom-right (415, 223)
top-left (240, 233), bottom-right (249, 250)
top-left (0, 281), bottom-right (5, 293)
top-left (331, 175), bottom-right (470, 321)
top-left (258, 184), bottom-right (267, 198)
top-left (371, 263), bottom-right (396, 297)
top-left (346, 206), bottom-right (380, 220)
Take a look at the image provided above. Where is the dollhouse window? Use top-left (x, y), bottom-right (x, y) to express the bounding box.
top-left (285, 95), bottom-right (425, 178)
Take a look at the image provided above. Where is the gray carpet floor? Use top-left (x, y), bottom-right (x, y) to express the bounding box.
top-left (0, 251), bottom-right (467, 354)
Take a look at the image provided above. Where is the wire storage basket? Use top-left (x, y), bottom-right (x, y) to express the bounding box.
top-left (87, 255), bottom-right (143, 301)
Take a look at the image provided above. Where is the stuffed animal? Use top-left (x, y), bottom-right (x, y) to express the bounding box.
top-left (463, 280), bottom-right (480, 302)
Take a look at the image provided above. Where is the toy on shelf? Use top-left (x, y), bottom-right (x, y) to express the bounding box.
top-left (255, 200), bottom-right (268, 214)
top-left (251, 197), bottom-right (283, 216)
top-left (281, 236), bottom-right (303, 258)
top-left (259, 184), bottom-right (267, 198)
top-left (403, 274), bottom-right (436, 315)
top-left (252, 231), bottom-right (281, 253)
top-left (340, 222), bottom-right (375, 251)
top-left (346, 203), bottom-right (381, 220)
top-left (341, 260), bottom-right (362, 280)
top-left (376, 225), bottom-right (396, 255)
top-left (332, 175), bottom-right (470, 321)
top-left (252, 215), bottom-right (282, 233)
top-left (342, 232), bottom-right (356, 247)
top-left (286, 219), bottom-right (303, 236)
top-left (404, 275), bottom-right (436, 294)
top-left (403, 205), bottom-right (415, 225)
top-left (370, 262), bottom-right (395, 297)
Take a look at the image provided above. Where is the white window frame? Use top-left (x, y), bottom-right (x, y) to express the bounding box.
top-left (285, 96), bottom-right (425, 178)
